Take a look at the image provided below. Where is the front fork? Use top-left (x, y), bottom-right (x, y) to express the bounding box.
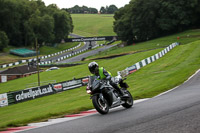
top-left (90, 93), bottom-right (105, 103)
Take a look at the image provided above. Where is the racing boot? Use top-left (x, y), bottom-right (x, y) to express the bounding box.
top-left (113, 84), bottom-right (129, 99)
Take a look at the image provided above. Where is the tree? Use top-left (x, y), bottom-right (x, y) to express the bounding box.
top-left (0, 0), bottom-right (22, 46)
top-left (114, 0), bottom-right (200, 44)
top-left (53, 11), bottom-right (73, 42)
top-left (68, 5), bottom-right (98, 14)
top-left (0, 31), bottom-right (9, 51)
top-left (68, 5), bottom-right (81, 13)
top-left (28, 10), bottom-right (55, 45)
top-left (99, 5), bottom-right (118, 14)
top-left (39, 15), bottom-right (55, 43)
top-left (0, 0), bottom-right (74, 47)
top-left (114, 4), bottom-right (133, 43)
top-left (89, 8), bottom-right (98, 14)
top-left (107, 5), bottom-right (118, 14)
top-left (156, 0), bottom-right (199, 32)
top-left (100, 7), bottom-right (107, 14)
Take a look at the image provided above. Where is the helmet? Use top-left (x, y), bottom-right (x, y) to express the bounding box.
top-left (88, 62), bottom-right (98, 74)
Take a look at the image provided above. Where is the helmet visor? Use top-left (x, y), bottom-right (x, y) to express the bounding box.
top-left (89, 66), bottom-right (96, 74)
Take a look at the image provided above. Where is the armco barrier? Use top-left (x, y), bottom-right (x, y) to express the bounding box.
top-left (124, 42), bottom-right (179, 75)
top-left (0, 42), bottom-right (179, 107)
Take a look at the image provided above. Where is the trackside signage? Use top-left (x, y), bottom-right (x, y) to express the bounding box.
top-left (126, 65), bottom-right (137, 74)
top-left (71, 37), bottom-right (106, 42)
top-left (61, 79), bottom-right (82, 91)
top-left (3, 78), bottom-right (88, 106)
top-left (53, 84), bottom-right (63, 92)
top-left (0, 93), bottom-right (8, 107)
top-left (65, 36), bottom-right (118, 42)
top-left (9, 84), bottom-right (55, 103)
top-left (82, 77), bottom-right (89, 85)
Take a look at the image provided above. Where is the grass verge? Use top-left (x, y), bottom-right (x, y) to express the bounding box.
top-left (39, 42), bottom-right (79, 56)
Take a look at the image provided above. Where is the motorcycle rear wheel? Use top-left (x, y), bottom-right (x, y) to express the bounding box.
top-left (92, 95), bottom-right (109, 114)
top-left (122, 91), bottom-right (133, 108)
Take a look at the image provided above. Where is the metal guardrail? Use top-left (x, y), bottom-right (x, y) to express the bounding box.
top-left (26, 80), bottom-right (56, 88)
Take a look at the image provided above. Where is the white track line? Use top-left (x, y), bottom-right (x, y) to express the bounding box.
top-left (154, 69), bottom-right (200, 98)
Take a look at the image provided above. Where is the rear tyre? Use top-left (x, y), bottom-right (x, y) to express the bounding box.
top-left (92, 95), bottom-right (109, 114)
top-left (122, 91), bottom-right (133, 108)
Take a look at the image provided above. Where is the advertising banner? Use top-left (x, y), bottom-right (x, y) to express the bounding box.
top-left (0, 93), bottom-right (8, 107)
top-left (126, 65), bottom-right (137, 75)
top-left (82, 77), bottom-right (89, 85)
top-left (53, 84), bottom-right (63, 92)
top-left (8, 84), bottom-right (55, 104)
top-left (65, 36), bottom-right (118, 42)
top-left (61, 79), bottom-right (82, 91)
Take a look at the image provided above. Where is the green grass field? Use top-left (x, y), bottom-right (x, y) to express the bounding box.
top-left (0, 13), bottom-right (200, 130)
top-left (71, 14), bottom-right (116, 37)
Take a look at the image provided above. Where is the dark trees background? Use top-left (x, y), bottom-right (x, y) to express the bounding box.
top-left (100, 5), bottom-right (118, 14)
top-left (114, 0), bottom-right (200, 44)
top-left (68, 5), bottom-right (118, 14)
top-left (0, 0), bottom-right (73, 50)
top-left (68, 5), bottom-right (98, 14)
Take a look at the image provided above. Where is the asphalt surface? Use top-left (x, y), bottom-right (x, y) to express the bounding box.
top-left (21, 70), bottom-right (200, 133)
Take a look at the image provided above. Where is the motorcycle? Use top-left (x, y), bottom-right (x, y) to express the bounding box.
top-left (86, 72), bottom-right (133, 114)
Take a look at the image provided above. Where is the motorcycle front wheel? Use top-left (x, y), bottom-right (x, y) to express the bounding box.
top-left (122, 91), bottom-right (133, 108)
top-left (92, 95), bottom-right (109, 114)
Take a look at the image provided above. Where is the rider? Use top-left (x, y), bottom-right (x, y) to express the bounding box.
top-left (88, 61), bottom-right (129, 98)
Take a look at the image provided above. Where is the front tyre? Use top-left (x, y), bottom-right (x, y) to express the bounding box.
top-left (92, 95), bottom-right (109, 114)
top-left (122, 91), bottom-right (133, 108)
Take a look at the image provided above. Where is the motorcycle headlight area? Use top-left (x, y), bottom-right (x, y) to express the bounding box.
top-left (86, 86), bottom-right (92, 94)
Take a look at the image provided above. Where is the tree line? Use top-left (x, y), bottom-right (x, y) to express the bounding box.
top-left (0, 0), bottom-right (73, 51)
top-left (68, 5), bottom-right (118, 14)
top-left (100, 5), bottom-right (118, 14)
top-left (67, 5), bottom-right (98, 14)
top-left (114, 0), bottom-right (200, 44)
